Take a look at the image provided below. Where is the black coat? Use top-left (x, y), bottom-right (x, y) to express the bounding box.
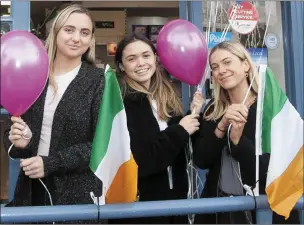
top-left (3, 62), bottom-right (105, 223)
top-left (193, 100), bottom-right (299, 224)
top-left (110, 92), bottom-right (190, 224)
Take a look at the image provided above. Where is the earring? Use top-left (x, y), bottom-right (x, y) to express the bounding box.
top-left (245, 72), bottom-right (249, 77)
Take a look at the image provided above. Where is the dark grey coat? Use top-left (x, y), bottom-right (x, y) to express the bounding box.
top-left (3, 62), bottom-right (104, 222)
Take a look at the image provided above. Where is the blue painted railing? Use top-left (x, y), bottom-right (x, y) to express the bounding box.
top-left (1, 196), bottom-right (303, 224)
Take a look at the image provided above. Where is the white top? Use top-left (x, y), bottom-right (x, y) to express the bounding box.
top-left (150, 100), bottom-right (173, 189)
top-left (151, 100), bottom-right (168, 131)
top-left (37, 63), bottom-right (81, 156)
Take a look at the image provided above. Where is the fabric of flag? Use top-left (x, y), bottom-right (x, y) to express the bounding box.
top-left (257, 66), bottom-right (303, 218)
top-left (90, 64), bottom-right (138, 204)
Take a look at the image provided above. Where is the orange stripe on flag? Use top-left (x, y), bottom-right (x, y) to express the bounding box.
top-left (266, 145), bottom-right (304, 219)
top-left (106, 154), bottom-right (138, 204)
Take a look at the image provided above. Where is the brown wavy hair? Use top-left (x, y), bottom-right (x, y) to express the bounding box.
top-left (115, 33), bottom-right (183, 120)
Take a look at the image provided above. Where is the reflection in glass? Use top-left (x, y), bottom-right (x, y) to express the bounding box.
top-left (1, 22), bottom-right (10, 37)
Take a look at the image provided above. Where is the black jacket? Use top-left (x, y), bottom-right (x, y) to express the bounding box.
top-left (193, 100), bottom-right (299, 224)
top-left (3, 62), bottom-right (104, 223)
top-left (110, 91), bottom-right (190, 224)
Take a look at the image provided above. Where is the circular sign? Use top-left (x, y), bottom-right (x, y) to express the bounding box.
top-left (265, 33), bottom-right (279, 49)
top-left (227, 2), bottom-right (259, 35)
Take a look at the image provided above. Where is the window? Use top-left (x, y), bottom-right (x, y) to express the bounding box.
top-left (1, 1), bottom-right (11, 17)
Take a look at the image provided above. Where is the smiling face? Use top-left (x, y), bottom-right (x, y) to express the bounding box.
top-left (210, 49), bottom-right (250, 91)
top-left (56, 12), bottom-right (93, 60)
top-left (120, 40), bottom-right (156, 89)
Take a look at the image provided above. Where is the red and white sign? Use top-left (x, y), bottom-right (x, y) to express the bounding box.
top-left (227, 1), bottom-right (259, 35)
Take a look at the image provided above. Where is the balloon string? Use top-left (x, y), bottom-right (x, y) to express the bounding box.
top-left (197, 1), bottom-right (213, 91)
top-left (220, 2), bottom-right (239, 42)
top-left (255, 3), bottom-right (272, 66)
top-left (198, 1), bottom-right (212, 91)
top-left (213, 1), bottom-right (220, 32)
top-left (8, 142), bottom-right (55, 224)
top-left (185, 137), bottom-right (205, 224)
top-left (197, 2), bottom-right (237, 92)
top-left (205, 1), bottom-right (212, 45)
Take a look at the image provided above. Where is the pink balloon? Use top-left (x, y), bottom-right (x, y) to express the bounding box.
top-left (1, 30), bottom-right (48, 116)
top-left (157, 19), bottom-right (208, 85)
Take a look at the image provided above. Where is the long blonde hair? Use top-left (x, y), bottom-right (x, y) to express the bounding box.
top-left (45, 4), bottom-right (96, 93)
top-left (115, 34), bottom-right (183, 121)
top-left (204, 41), bottom-right (259, 121)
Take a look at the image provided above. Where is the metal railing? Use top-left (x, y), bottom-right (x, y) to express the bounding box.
top-left (1, 195), bottom-right (303, 224)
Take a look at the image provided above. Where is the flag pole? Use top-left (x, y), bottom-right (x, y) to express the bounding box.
top-left (254, 64), bottom-right (267, 196)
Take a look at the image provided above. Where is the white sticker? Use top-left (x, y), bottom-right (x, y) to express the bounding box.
top-left (228, 2), bottom-right (259, 35)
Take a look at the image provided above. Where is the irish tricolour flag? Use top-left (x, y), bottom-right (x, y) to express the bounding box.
top-left (256, 65), bottom-right (303, 218)
top-left (90, 65), bottom-right (138, 204)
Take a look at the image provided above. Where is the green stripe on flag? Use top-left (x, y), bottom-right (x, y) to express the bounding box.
top-left (90, 66), bottom-right (124, 171)
top-left (262, 67), bottom-right (287, 153)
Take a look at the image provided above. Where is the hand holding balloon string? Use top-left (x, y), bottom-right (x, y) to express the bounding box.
top-left (1, 30), bottom-right (53, 208)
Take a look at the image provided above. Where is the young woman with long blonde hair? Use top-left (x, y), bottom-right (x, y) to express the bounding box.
top-left (4, 5), bottom-right (105, 223)
top-left (193, 41), bottom-right (299, 224)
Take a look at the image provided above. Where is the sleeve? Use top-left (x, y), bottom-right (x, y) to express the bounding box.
top-left (193, 115), bottom-right (227, 169)
top-left (130, 124), bottom-right (189, 178)
top-left (3, 111), bottom-right (33, 159)
top-left (42, 73), bottom-right (105, 176)
top-left (230, 136), bottom-right (270, 188)
top-left (192, 100), bottom-right (228, 169)
top-left (185, 109), bottom-right (203, 145)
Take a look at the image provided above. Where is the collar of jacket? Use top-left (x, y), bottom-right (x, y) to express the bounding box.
top-left (123, 87), bottom-right (183, 125)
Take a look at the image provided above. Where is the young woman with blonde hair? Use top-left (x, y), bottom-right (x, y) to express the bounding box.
top-left (193, 41), bottom-right (299, 224)
top-left (4, 5), bottom-right (105, 222)
top-left (110, 33), bottom-right (204, 224)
